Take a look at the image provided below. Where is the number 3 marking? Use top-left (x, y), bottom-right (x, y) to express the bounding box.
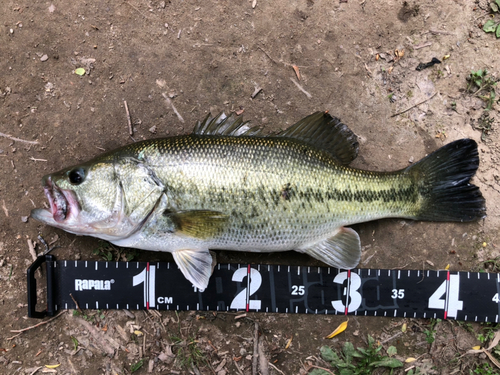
top-left (331, 272), bottom-right (362, 313)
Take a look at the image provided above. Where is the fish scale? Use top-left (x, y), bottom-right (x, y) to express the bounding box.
top-left (31, 111), bottom-right (486, 290)
top-left (119, 135), bottom-right (417, 243)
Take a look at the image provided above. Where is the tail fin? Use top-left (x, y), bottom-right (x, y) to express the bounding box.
top-left (409, 139), bottom-right (486, 222)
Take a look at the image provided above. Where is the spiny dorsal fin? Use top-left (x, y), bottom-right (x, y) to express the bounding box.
top-left (193, 112), bottom-right (263, 136)
top-left (276, 112), bottom-right (359, 165)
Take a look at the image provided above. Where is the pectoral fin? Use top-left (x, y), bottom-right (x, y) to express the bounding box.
top-left (166, 210), bottom-right (228, 239)
top-left (301, 227), bottom-right (361, 269)
top-left (172, 248), bottom-right (214, 290)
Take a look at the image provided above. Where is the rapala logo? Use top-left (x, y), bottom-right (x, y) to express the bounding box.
top-left (75, 279), bottom-right (113, 291)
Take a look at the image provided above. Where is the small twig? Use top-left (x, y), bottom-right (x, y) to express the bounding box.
top-left (6, 332), bottom-right (22, 341)
top-left (1, 199), bottom-right (8, 217)
top-left (252, 322), bottom-right (259, 375)
top-left (70, 293), bottom-right (83, 314)
top-left (268, 362), bottom-right (285, 375)
top-left (27, 239), bottom-right (37, 261)
top-left (9, 311), bottom-right (66, 334)
top-left (474, 13), bottom-right (490, 22)
top-left (390, 92), bottom-right (438, 117)
top-left (124, 100), bottom-right (133, 136)
top-left (380, 331), bottom-right (403, 344)
top-left (29, 157), bottom-right (47, 162)
top-left (429, 29), bottom-right (455, 36)
top-left (28, 366), bottom-right (43, 375)
top-left (0, 132), bottom-right (39, 145)
top-left (38, 234), bottom-right (57, 255)
top-left (258, 47), bottom-right (279, 65)
top-left (232, 359), bottom-right (245, 375)
top-left (162, 93), bottom-right (185, 123)
top-left (257, 47), bottom-right (307, 68)
top-left (364, 63), bottom-right (373, 77)
top-left (258, 336), bottom-right (269, 375)
top-left (125, 2), bottom-right (149, 19)
top-left (290, 78), bottom-right (312, 99)
top-left (413, 42), bottom-right (432, 50)
top-left (251, 83), bottom-right (262, 99)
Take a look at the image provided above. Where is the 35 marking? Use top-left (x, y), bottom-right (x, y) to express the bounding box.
top-left (391, 289), bottom-right (405, 299)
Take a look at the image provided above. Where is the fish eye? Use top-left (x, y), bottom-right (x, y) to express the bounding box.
top-left (68, 168), bottom-right (86, 185)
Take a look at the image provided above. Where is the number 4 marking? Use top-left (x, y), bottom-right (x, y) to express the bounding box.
top-left (493, 293), bottom-right (500, 303)
top-left (428, 273), bottom-right (463, 319)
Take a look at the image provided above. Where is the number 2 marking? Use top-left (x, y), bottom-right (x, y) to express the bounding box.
top-left (230, 268), bottom-right (262, 310)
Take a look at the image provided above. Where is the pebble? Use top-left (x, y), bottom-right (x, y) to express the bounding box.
top-left (40, 54), bottom-right (49, 62)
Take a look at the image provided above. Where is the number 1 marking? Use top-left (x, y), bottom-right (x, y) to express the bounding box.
top-left (132, 263), bottom-right (156, 309)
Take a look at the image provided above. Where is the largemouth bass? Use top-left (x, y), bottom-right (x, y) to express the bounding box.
top-left (32, 112), bottom-right (486, 289)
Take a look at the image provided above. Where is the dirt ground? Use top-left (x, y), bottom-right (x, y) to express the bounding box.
top-left (1, 0), bottom-right (499, 374)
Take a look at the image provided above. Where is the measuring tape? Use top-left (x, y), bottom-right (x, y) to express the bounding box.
top-left (27, 254), bottom-right (499, 322)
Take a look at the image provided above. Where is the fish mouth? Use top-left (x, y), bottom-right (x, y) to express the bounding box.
top-left (37, 176), bottom-right (80, 223)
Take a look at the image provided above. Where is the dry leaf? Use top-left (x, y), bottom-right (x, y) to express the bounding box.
top-left (325, 319), bottom-right (348, 339)
top-left (484, 349), bottom-right (500, 369)
top-left (487, 330), bottom-right (500, 350)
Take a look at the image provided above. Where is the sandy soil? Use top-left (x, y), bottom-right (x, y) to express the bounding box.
top-left (1, 0), bottom-right (499, 374)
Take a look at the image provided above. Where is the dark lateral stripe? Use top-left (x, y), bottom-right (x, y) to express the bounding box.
top-left (293, 186), bottom-right (418, 204)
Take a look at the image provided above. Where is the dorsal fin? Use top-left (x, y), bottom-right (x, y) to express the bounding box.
top-left (276, 111), bottom-right (359, 165)
top-left (193, 112), bottom-right (263, 136)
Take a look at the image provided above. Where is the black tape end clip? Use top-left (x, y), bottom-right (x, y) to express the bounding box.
top-left (27, 254), bottom-right (56, 319)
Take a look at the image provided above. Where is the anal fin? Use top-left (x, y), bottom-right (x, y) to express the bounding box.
top-left (173, 248), bottom-right (214, 291)
top-left (301, 227), bottom-right (361, 269)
